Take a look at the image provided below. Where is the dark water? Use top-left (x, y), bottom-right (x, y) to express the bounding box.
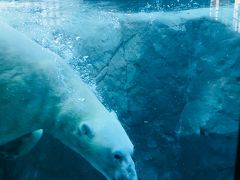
top-left (0, 0), bottom-right (240, 180)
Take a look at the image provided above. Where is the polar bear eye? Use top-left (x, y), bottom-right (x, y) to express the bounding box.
top-left (78, 122), bottom-right (94, 138)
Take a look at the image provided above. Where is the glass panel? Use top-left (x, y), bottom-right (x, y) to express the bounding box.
top-left (0, 1), bottom-right (239, 180)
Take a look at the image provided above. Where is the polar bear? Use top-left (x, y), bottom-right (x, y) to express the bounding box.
top-left (0, 21), bottom-right (137, 180)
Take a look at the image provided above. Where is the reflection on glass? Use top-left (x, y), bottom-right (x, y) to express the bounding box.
top-left (210, 0), bottom-right (240, 32)
top-left (233, 0), bottom-right (240, 32)
top-left (41, 0), bottom-right (61, 26)
top-left (210, 0), bottom-right (220, 20)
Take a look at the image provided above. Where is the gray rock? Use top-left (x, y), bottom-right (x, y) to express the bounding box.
top-left (0, 6), bottom-right (239, 180)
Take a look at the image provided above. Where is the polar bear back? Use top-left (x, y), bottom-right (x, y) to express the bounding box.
top-left (0, 21), bottom-right (107, 144)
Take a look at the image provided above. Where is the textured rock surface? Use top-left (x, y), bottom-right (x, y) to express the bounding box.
top-left (0, 3), bottom-right (239, 180)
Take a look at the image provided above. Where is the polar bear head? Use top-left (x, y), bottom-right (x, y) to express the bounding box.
top-left (54, 110), bottom-right (137, 180)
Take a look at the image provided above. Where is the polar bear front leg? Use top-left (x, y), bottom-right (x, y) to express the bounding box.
top-left (0, 129), bottom-right (43, 160)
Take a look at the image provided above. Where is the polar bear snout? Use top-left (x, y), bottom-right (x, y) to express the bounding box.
top-left (112, 151), bottom-right (138, 180)
top-left (115, 166), bottom-right (138, 180)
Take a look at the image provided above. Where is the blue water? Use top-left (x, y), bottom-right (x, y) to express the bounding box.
top-left (0, 0), bottom-right (240, 180)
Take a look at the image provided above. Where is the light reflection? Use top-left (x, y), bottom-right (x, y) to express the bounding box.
top-left (40, 0), bottom-right (61, 27)
top-left (210, 0), bottom-right (220, 20)
top-left (210, 0), bottom-right (240, 32)
top-left (233, 0), bottom-right (240, 32)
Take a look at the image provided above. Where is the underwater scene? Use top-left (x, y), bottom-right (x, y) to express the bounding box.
top-left (0, 0), bottom-right (240, 180)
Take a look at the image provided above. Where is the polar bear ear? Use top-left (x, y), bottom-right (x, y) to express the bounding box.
top-left (78, 122), bottom-right (94, 139)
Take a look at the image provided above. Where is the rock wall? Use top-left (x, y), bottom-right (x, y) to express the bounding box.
top-left (78, 17), bottom-right (240, 179)
top-left (0, 7), bottom-right (239, 180)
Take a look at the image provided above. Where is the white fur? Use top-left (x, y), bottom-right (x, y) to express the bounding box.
top-left (0, 21), bottom-right (137, 180)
